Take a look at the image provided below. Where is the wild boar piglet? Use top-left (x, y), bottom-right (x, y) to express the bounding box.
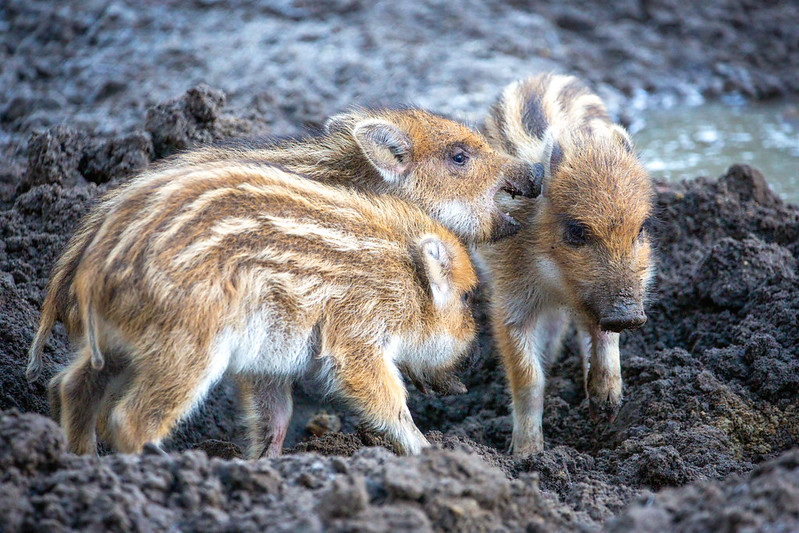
top-left (172, 106), bottom-right (543, 242)
top-left (480, 73), bottom-right (655, 456)
top-left (27, 106), bottom-right (540, 387)
top-left (36, 160), bottom-right (478, 458)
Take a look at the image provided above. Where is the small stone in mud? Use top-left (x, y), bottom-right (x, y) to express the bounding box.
top-left (306, 411), bottom-right (342, 437)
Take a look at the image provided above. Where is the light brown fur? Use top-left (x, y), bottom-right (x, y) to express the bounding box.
top-left (44, 160), bottom-right (477, 457)
top-left (480, 73), bottom-right (655, 456)
top-left (27, 107), bottom-right (535, 385)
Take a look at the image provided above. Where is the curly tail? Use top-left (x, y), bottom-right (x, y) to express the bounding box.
top-left (26, 297), bottom-right (58, 383)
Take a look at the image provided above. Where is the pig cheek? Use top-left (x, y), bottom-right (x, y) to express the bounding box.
top-left (462, 158), bottom-right (499, 198)
top-left (545, 247), bottom-right (584, 306)
top-left (409, 161), bottom-right (436, 193)
top-left (633, 241), bottom-right (654, 294)
top-left (558, 248), bottom-right (603, 315)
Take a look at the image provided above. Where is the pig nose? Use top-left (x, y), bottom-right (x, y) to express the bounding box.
top-left (500, 162), bottom-right (543, 199)
top-left (525, 162), bottom-right (544, 198)
top-left (599, 302), bottom-right (647, 332)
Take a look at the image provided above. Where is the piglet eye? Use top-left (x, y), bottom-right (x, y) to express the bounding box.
top-left (638, 217), bottom-right (655, 240)
top-left (462, 290), bottom-right (475, 306)
top-left (565, 219), bottom-right (589, 246)
top-left (451, 152), bottom-right (469, 165)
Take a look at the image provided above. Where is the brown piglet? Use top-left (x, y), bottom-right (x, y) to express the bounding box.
top-left (480, 73), bottom-right (655, 456)
top-left (38, 160), bottom-right (478, 458)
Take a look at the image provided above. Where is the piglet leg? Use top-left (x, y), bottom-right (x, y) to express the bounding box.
top-left (239, 376), bottom-right (293, 459)
top-left (585, 327), bottom-right (622, 423)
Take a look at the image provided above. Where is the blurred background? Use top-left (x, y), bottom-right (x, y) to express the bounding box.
top-left (2, 0), bottom-right (797, 200)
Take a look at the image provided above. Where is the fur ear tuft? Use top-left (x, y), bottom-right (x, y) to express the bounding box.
top-left (419, 237), bottom-right (453, 306)
top-left (610, 124), bottom-right (634, 153)
top-left (324, 113), bottom-right (354, 135)
top-left (353, 119), bottom-right (412, 183)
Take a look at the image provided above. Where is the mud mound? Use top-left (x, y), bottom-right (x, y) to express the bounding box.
top-left (609, 449), bottom-right (799, 532)
top-left (1, 83), bottom-right (798, 529)
top-left (0, 410), bottom-right (575, 532)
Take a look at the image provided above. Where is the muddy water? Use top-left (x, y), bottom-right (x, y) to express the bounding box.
top-left (633, 101), bottom-right (799, 204)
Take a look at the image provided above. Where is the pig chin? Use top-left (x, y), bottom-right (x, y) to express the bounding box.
top-left (488, 211), bottom-right (521, 242)
top-left (573, 305), bottom-right (603, 333)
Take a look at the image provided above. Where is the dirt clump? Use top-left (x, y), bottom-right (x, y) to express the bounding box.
top-left (609, 449), bottom-right (799, 532)
top-left (0, 410), bottom-right (576, 532)
top-left (144, 84), bottom-right (256, 158)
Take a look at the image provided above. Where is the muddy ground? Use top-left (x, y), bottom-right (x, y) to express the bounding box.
top-left (1, 1), bottom-right (799, 531)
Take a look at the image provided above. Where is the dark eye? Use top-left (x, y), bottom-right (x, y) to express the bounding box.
top-left (451, 151), bottom-right (469, 166)
top-left (564, 219), bottom-right (589, 246)
top-left (638, 217), bottom-right (655, 240)
top-left (462, 290), bottom-right (475, 306)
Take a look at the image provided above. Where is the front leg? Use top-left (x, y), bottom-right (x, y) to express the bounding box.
top-left (583, 326), bottom-right (622, 423)
top-left (495, 308), bottom-right (569, 457)
top-left (494, 317), bottom-right (546, 457)
top-left (237, 375), bottom-right (293, 459)
top-left (332, 344), bottom-right (428, 455)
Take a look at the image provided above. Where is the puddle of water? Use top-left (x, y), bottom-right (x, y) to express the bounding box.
top-left (632, 101), bottom-right (799, 204)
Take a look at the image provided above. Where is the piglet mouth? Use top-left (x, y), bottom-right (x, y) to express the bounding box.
top-left (499, 180), bottom-right (528, 199)
top-left (490, 210), bottom-right (521, 242)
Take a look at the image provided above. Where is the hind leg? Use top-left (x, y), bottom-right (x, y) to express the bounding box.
top-left (48, 369), bottom-right (66, 424)
top-left (107, 344), bottom-right (224, 454)
top-left (58, 345), bottom-right (113, 455)
top-left (95, 357), bottom-right (134, 444)
top-left (238, 375), bottom-right (293, 459)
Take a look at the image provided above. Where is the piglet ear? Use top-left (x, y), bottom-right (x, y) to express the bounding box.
top-left (539, 128), bottom-right (563, 196)
top-left (610, 123), bottom-right (635, 153)
top-left (324, 113), bottom-right (353, 135)
top-left (353, 119), bottom-right (412, 184)
top-left (419, 237), bottom-right (453, 307)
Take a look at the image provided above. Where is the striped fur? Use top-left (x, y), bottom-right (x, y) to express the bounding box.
top-left (166, 107), bottom-right (536, 243)
top-left (480, 73), bottom-right (655, 456)
top-left (27, 107), bottom-right (534, 386)
top-left (41, 160), bottom-right (477, 457)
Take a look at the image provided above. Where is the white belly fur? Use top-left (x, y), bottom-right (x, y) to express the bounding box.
top-left (213, 309), bottom-right (315, 378)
